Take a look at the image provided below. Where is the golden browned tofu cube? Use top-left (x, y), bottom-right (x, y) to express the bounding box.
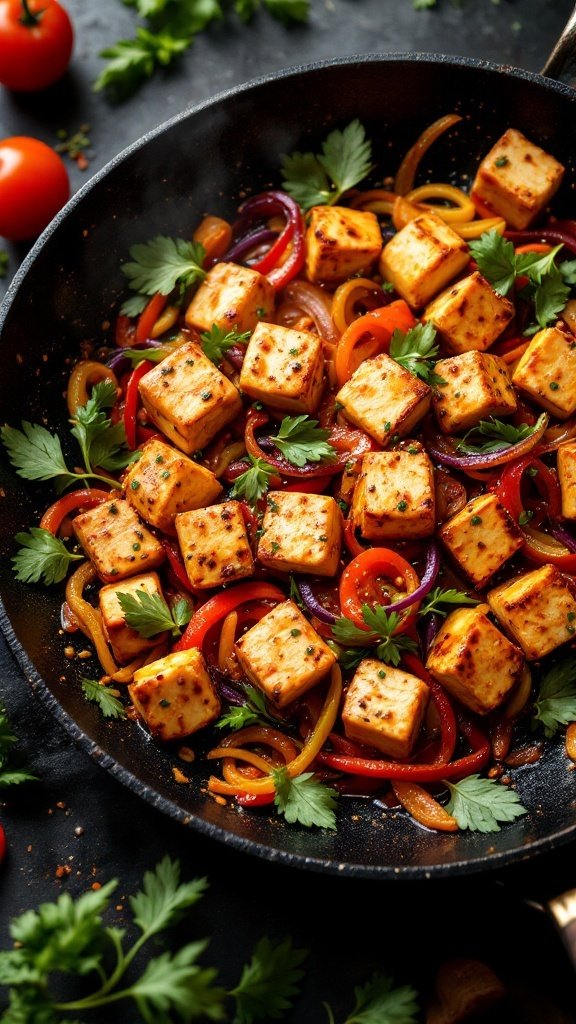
top-left (472, 128), bottom-right (564, 229)
top-left (257, 491), bottom-right (342, 576)
top-left (342, 660), bottom-right (429, 759)
top-left (351, 449), bottom-right (435, 540)
top-left (423, 272), bottom-right (514, 354)
top-left (99, 572), bottom-right (168, 664)
top-left (512, 327), bottom-right (576, 420)
top-left (184, 261), bottom-right (274, 333)
top-left (426, 606), bottom-right (524, 715)
top-left (175, 500), bottom-right (254, 590)
top-left (234, 600), bottom-right (336, 707)
top-left (378, 213), bottom-right (469, 309)
top-left (558, 441), bottom-right (576, 520)
top-left (336, 352), bottom-right (431, 446)
top-left (124, 439), bottom-right (222, 535)
top-left (73, 498), bottom-right (165, 583)
top-left (488, 564), bottom-right (576, 660)
top-left (138, 339), bottom-right (242, 454)
top-left (439, 492), bottom-right (524, 589)
top-left (305, 205), bottom-right (382, 283)
top-left (433, 351), bottom-right (517, 435)
top-left (129, 648), bottom-right (220, 741)
top-left (239, 321), bottom-right (324, 414)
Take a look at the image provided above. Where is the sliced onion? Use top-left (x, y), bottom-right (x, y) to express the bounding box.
top-left (208, 666), bottom-right (246, 706)
top-left (221, 227), bottom-right (278, 264)
top-left (549, 522), bottom-right (576, 553)
top-left (282, 281), bottom-right (340, 345)
top-left (422, 612), bottom-right (441, 656)
top-left (105, 339), bottom-right (164, 373)
top-left (506, 226), bottom-right (576, 255)
top-left (297, 579), bottom-right (338, 625)
top-left (385, 541), bottom-right (441, 615)
top-left (425, 415), bottom-right (548, 471)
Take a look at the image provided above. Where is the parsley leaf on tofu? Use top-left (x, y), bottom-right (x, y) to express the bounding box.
top-left (200, 324), bottom-right (250, 365)
top-left (420, 587), bottom-right (480, 618)
top-left (456, 412), bottom-right (547, 455)
top-left (272, 767), bottom-right (338, 829)
top-left (230, 454), bottom-right (277, 504)
top-left (389, 322), bottom-right (444, 386)
top-left (216, 684), bottom-right (275, 731)
top-left (532, 657), bottom-right (576, 738)
top-left (117, 591), bottom-right (192, 638)
top-left (468, 230), bottom-right (517, 295)
top-left (281, 120), bottom-right (373, 211)
top-left (271, 415), bottom-right (337, 467)
top-left (332, 971), bottom-right (419, 1024)
top-left (231, 936), bottom-right (308, 1024)
top-left (120, 236), bottom-right (206, 315)
top-left (531, 269), bottom-right (571, 333)
top-left (81, 677), bottom-right (127, 720)
top-left (444, 774), bottom-right (528, 833)
top-left (332, 606), bottom-right (418, 667)
top-left (12, 528), bottom-right (83, 586)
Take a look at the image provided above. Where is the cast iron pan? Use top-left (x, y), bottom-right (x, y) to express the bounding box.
top-left (2, 29), bottom-right (576, 885)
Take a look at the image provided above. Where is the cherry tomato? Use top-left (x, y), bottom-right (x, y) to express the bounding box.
top-left (0, 137), bottom-right (69, 240)
top-left (0, 0), bottom-right (73, 92)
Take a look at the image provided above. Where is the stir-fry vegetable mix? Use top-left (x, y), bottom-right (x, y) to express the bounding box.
top-left (5, 115), bottom-right (576, 835)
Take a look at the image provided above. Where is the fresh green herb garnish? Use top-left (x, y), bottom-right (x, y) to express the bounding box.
top-left (532, 657), bottom-right (576, 738)
top-left (70, 379), bottom-right (135, 474)
top-left (230, 935), bottom-right (308, 1023)
top-left (120, 236), bottom-right (206, 316)
top-left (230, 454), bottom-right (277, 504)
top-left (11, 528), bottom-right (83, 586)
top-left (389, 322), bottom-right (444, 385)
top-left (281, 119), bottom-right (372, 211)
top-left (271, 415), bottom-right (336, 468)
top-left (272, 766), bottom-right (338, 830)
top-left (444, 774), bottom-right (528, 833)
top-left (119, 346), bottom-right (172, 367)
top-left (117, 591), bottom-right (192, 637)
top-left (200, 324), bottom-right (250, 365)
top-left (332, 606), bottom-right (418, 667)
top-left (324, 971), bottom-right (419, 1024)
top-left (0, 707), bottom-right (37, 788)
top-left (455, 412), bottom-right (547, 455)
top-left (2, 421), bottom-right (109, 492)
top-left (420, 587), bottom-right (480, 619)
top-left (216, 684), bottom-right (275, 731)
top-left (81, 677), bottom-right (127, 720)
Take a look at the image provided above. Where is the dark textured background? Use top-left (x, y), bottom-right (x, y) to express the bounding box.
top-left (1, 1), bottom-right (576, 1019)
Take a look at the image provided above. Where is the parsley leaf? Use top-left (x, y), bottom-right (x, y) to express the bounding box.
top-left (231, 936), bottom-right (308, 1023)
top-left (281, 120), bottom-right (372, 211)
top-left (532, 657), bottom-right (576, 738)
top-left (468, 231), bottom-right (517, 295)
top-left (81, 677), bottom-right (127, 720)
top-left (272, 767), bottom-right (338, 829)
top-left (116, 345), bottom-right (172, 367)
top-left (117, 591), bottom-right (192, 638)
top-left (94, 27), bottom-right (192, 99)
top-left (271, 415), bottom-right (336, 467)
top-left (560, 258), bottom-right (576, 286)
top-left (200, 324), bottom-right (250, 365)
top-left (12, 528), bottom-right (83, 586)
top-left (445, 775), bottom-right (528, 833)
top-left (216, 684), bottom-right (275, 731)
top-left (130, 942), bottom-right (225, 1022)
top-left (130, 856), bottom-right (208, 937)
top-left (389, 322), bottom-right (443, 385)
top-left (420, 587), bottom-right (481, 619)
top-left (70, 379), bottom-right (134, 474)
top-left (532, 269), bottom-right (570, 331)
top-left (120, 236), bottom-right (206, 313)
top-left (456, 412), bottom-right (547, 455)
top-left (1, 421), bottom-right (78, 490)
top-left (263, 0), bottom-right (309, 23)
top-left (230, 454), bottom-right (277, 504)
top-left (335, 971), bottom-right (419, 1024)
top-left (0, 708), bottom-right (37, 789)
top-left (332, 606), bottom-right (418, 667)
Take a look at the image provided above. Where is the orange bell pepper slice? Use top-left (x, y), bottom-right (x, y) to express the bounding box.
top-left (334, 300), bottom-right (416, 388)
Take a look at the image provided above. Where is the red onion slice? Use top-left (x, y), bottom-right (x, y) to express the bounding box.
top-left (283, 280), bottom-right (340, 344)
top-left (549, 522), bottom-right (576, 553)
top-left (425, 415), bottom-right (548, 471)
top-left (297, 579), bottom-right (338, 625)
top-left (506, 225), bottom-right (576, 256)
top-left (385, 541), bottom-right (441, 614)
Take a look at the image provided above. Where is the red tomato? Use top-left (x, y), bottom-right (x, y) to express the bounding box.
top-left (0, 0), bottom-right (73, 92)
top-left (0, 137), bottom-right (69, 240)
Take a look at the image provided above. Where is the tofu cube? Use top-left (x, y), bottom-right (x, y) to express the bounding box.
top-left (488, 564), bottom-right (576, 660)
top-left (73, 498), bottom-right (165, 583)
top-left (129, 648), bottom-right (220, 741)
top-left (305, 205), bottom-right (382, 283)
top-left (99, 572), bottom-right (168, 664)
top-left (558, 441), bottom-right (576, 520)
top-left (234, 600), bottom-right (336, 707)
top-left (185, 261), bottom-right (274, 333)
top-left (433, 351), bottom-right (517, 434)
top-left (124, 439), bottom-right (222, 535)
top-left (239, 321), bottom-right (324, 414)
top-left (439, 492), bottom-right (524, 589)
top-left (336, 352), bottom-right (431, 446)
top-left (175, 500), bottom-right (254, 589)
top-left (257, 491), bottom-right (342, 576)
top-left (423, 272), bottom-right (514, 354)
top-left (471, 128), bottom-right (564, 230)
top-left (351, 449), bottom-right (436, 540)
top-left (138, 339), bottom-right (242, 454)
top-left (426, 606), bottom-right (524, 715)
top-left (378, 213), bottom-right (469, 309)
top-left (512, 327), bottom-right (576, 420)
top-left (342, 660), bottom-right (429, 759)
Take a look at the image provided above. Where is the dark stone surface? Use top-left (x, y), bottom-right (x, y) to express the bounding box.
top-left (1, 1), bottom-right (576, 1019)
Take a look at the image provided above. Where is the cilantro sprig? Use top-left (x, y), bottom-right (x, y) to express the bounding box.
top-left (332, 606), bottom-right (419, 667)
top-left (389, 322), bottom-right (444, 386)
top-left (444, 775), bottom-right (528, 833)
top-left (200, 324), bottom-right (250, 365)
top-left (532, 657), bottom-right (576, 738)
top-left (230, 454), bottom-right (277, 505)
top-left (120, 236), bottom-right (206, 316)
top-left (272, 766), bottom-right (339, 830)
top-left (81, 677), bottom-right (127, 720)
top-left (271, 415), bottom-right (336, 468)
top-left (117, 591), bottom-right (192, 638)
top-left (324, 971), bottom-right (419, 1024)
top-left (281, 120), bottom-right (373, 211)
top-left (420, 587), bottom-right (481, 619)
top-left (455, 412), bottom-right (547, 455)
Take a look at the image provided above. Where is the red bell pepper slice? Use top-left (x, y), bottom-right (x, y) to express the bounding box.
top-left (40, 488), bottom-right (112, 535)
top-left (161, 539), bottom-right (195, 594)
top-left (339, 547), bottom-right (421, 630)
top-left (237, 191), bottom-right (305, 290)
top-left (402, 653), bottom-right (457, 765)
top-left (124, 359), bottom-right (154, 451)
top-left (235, 791), bottom-right (275, 808)
top-left (174, 580), bottom-right (285, 652)
top-left (492, 455), bottom-right (576, 568)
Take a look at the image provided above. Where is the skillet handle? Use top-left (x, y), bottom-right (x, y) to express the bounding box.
top-left (547, 888), bottom-right (576, 971)
top-left (542, 5), bottom-right (576, 84)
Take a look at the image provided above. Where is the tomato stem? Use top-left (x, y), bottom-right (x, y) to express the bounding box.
top-left (19, 0), bottom-right (44, 26)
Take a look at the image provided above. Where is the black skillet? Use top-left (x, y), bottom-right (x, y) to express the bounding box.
top-left (2, 7), bottom-right (576, 919)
